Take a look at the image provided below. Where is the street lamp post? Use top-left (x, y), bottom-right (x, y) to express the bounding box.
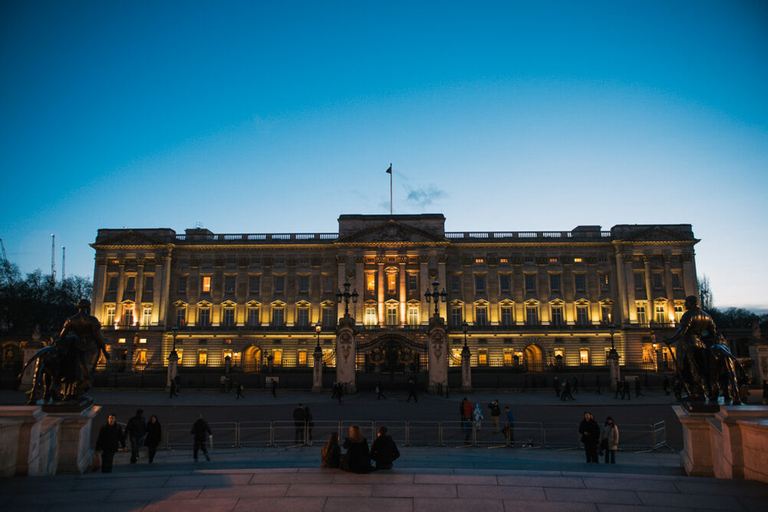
top-left (607, 316), bottom-right (620, 391)
top-left (167, 325), bottom-right (179, 391)
top-left (424, 278), bottom-right (447, 317)
top-left (336, 279), bottom-right (359, 317)
top-left (461, 321), bottom-right (472, 392)
top-left (312, 323), bottom-right (323, 392)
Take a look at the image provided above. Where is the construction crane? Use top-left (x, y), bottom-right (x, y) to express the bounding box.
top-left (62, 246), bottom-right (66, 281)
top-left (0, 238), bottom-right (7, 263)
top-left (51, 234), bottom-right (56, 282)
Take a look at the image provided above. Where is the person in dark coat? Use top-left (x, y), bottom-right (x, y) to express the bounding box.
top-left (578, 411), bottom-right (601, 463)
top-left (341, 424), bottom-right (372, 473)
top-left (304, 406), bottom-right (314, 445)
top-left (144, 415), bottom-right (162, 463)
top-left (488, 400), bottom-right (502, 433)
top-left (191, 413), bottom-right (211, 461)
top-left (406, 378), bottom-right (418, 402)
top-left (293, 403), bottom-right (306, 444)
top-left (370, 426), bottom-right (400, 470)
top-left (95, 414), bottom-right (125, 473)
top-left (125, 409), bottom-right (146, 464)
top-left (321, 432), bottom-right (341, 468)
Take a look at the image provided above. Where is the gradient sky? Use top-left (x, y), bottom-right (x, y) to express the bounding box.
top-left (1, 1), bottom-right (766, 311)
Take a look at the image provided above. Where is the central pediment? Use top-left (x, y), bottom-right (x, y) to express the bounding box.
top-left (336, 217), bottom-right (447, 244)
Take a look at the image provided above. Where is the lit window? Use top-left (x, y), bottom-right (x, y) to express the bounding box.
top-left (655, 304), bottom-right (666, 324)
top-left (364, 307), bottom-right (377, 326)
top-left (272, 349), bottom-right (283, 366)
top-left (137, 349), bottom-right (147, 365)
top-left (142, 307), bottom-right (152, 326)
top-left (118, 338), bottom-right (126, 344)
top-left (408, 306), bottom-right (419, 326)
top-left (366, 274), bottom-right (376, 291)
top-left (139, 338), bottom-right (147, 344)
top-left (549, 257), bottom-right (558, 263)
top-left (636, 304), bottom-right (647, 325)
top-left (387, 273), bottom-right (397, 294)
top-left (298, 350), bottom-right (307, 366)
top-left (674, 305), bottom-right (684, 323)
top-left (500, 258), bottom-right (509, 264)
top-left (202, 276), bottom-right (212, 293)
top-left (478, 349), bottom-right (488, 366)
top-left (475, 258), bottom-right (484, 264)
top-left (503, 351), bottom-right (514, 366)
top-left (386, 305), bottom-right (398, 326)
top-left (573, 257), bottom-right (583, 263)
top-left (176, 307), bottom-right (186, 327)
top-left (198, 349), bottom-right (208, 366)
top-left (105, 306), bottom-right (115, 326)
top-left (580, 349), bottom-right (590, 365)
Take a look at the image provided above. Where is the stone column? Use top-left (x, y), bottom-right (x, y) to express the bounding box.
top-left (335, 315), bottom-right (357, 394)
top-left (312, 344), bottom-right (323, 393)
top-left (461, 343), bottom-right (472, 392)
top-left (427, 315), bottom-right (448, 394)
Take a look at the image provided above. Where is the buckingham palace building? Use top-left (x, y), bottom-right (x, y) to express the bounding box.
top-left (90, 214), bottom-right (699, 389)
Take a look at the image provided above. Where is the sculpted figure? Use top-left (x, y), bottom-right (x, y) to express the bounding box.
top-left (665, 295), bottom-right (717, 401)
top-left (58, 299), bottom-right (110, 397)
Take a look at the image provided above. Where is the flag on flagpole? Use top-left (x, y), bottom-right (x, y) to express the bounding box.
top-left (386, 164), bottom-right (392, 174)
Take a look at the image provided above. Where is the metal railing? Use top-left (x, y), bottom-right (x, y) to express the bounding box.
top-left (159, 420), bottom-right (668, 452)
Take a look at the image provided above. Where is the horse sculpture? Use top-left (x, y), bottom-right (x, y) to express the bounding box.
top-left (18, 335), bottom-right (86, 404)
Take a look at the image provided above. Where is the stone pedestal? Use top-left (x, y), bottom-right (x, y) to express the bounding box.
top-left (461, 345), bottom-right (472, 393)
top-left (38, 416), bottom-right (62, 475)
top-left (0, 418), bottom-right (23, 477)
top-left (312, 346), bottom-right (323, 393)
top-left (0, 406), bottom-right (46, 475)
top-left (167, 350), bottom-right (179, 390)
top-left (674, 404), bottom-right (768, 483)
top-left (427, 315), bottom-right (448, 394)
top-left (47, 404), bottom-right (100, 474)
top-left (335, 315), bottom-right (357, 394)
top-left (608, 349), bottom-right (620, 391)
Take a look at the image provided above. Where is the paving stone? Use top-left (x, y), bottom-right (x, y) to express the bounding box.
top-left (503, 500), bottom-right (598, 512)
top-left (582, 476), bottom-right (679, 492)
top-left (234, 496), bottom-right (327, 512)
top-left (107, 486), bottom-right (201, 501)
top-left (413, 497), bottom-right (505, 512)
top-left (142, 497), bottom-right (239, 512)
top-left (325, 496), bottom-right (414, 512)
top-left (372, 483), bottom-right (457, 498)
top-left (198, 483), bottom-right (289, 498)
top-left (286, 483), bottom-right (374, 496)
top-left (636, 490), bottom-right (746, 510)
top-left (414, 474), bottom-right (498, 485)
top-left (163, 473), bottom-right (253, 487)
top-left (496, 475), bottom-right (586, 488)
top-left (72, 475), bottom-right (171, 490)
top-left (544, 487), bottom-right (643, 505)
top-left (457, 483), bottom-right (546, 500)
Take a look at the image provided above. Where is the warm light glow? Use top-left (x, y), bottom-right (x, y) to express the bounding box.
top-left (202, 276), bottom-right (211, 293)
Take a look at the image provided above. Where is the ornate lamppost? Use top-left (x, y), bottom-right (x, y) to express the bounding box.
top-left (607, 315), bottom-right (620, 391)
top-left (461, 321), bottom-right (472, 392)
top-left (312, 323), bottom-right (323, 392)
top-left (167, 325), bottom-right (179, 391)
top-left (424, 278), bottom-right (447, 317)
top-left (336, 279), bottom-right (359, 317)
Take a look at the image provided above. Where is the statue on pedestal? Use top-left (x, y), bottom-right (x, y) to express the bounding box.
top-left (19, 299), bottom-right (110, 404)
top-left (665, 295), bottom-right (747, 405)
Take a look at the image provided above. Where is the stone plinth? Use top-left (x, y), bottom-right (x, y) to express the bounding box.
top-left (0, 406), bottom-right (46, 476)
top-left (674, 404), bottom-right (768, 483)
top-left (38, 416), bottom-right (62, 475)
top-left (0, 418), bottom-right (23, 477)
top-left (427, 316), bottom-right (447, 394)
top-left (335, 317), bottom-right (357, 394)
top-left (46, 404), bottom-right (100, 474)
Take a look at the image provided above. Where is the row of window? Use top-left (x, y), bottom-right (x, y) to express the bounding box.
top-left (633, 271), bottom-right (683, 290)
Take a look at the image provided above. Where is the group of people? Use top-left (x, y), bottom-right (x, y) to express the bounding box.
top-left (321, 425), bottom-right (400, 473)
top-left (94, 409), bottom-right (162, 473)
top-left (94, 410), bottom-right (214, 472)
top-left (578, 411), bottom-right (619, 464)
top-left (458, 398), bottom-right (515, 443)
top-left (219, 375), bottom-right (246, 399)
top-left (553, 376), bottom-right (578, 401)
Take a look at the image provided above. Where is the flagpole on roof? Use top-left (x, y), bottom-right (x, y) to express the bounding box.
top-left (386, 164), bottom-right (393, 216)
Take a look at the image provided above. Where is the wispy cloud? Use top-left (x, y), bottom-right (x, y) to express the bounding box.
top-left (406, 186), bottom-right (447, 207)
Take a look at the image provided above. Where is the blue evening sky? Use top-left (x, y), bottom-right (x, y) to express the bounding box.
top-left (1, 1), bottom-right (766, 310)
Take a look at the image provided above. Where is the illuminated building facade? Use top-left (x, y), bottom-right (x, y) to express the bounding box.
top-left (90, 214), bottom-right (698, 379)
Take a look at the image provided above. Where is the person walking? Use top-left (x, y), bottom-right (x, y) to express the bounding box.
top-left (236, 381), bottom-right (245, 399)
top-left (622, 380), bottom-right (631, 400)
top-left (472, 403), bottom-right (484, 430)
top-left (554, 376), bottom-right (561, 398)
top-left (219, 375), bottom-right (227, 393)
top-left (561, 380), bottom-right (575, 401)
top-left (271, 378), bottom-right (277, 398)
top-left (293, 403), bottom-right (306, 444)
top-left (663, 375), bottom-right (671, 395)
top-left (94, 413), bottom-right (125, 473)
top-left (376, 381), bottom-right (387, 400)
top-left (504, 406), bottom-right (515, 445)
top-left (341, 424), bottom-right (373, 473)
top-left (635, 379), bottom-right (643, 398)
top-left (406, 378), bottom-right (418, 403)
top-left (191, 413), bottom-right (212, 462)
top-left (321, 432), bottom-right (341, 468)
top-left (304, 405), bottom-right (314, 445)
top-left (169, 378), bottom-right (178, 398)
top-left (370, 426), bottom-right (400, 470)
top-left (600, 416), bottom-right (619, 464)
top-left (578, 411), bottom-right (600, 463)
top-left (125, 409), bottom-right (146, 464)
top-left (488, 399), bottom-right (502, 433)
top-left (462, 397), bottom-right (473, 422)
top-left (144, 415), bottom-right (162, 464)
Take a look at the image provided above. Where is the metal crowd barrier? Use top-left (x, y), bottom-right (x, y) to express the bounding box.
top-left (159, 420), bottom-right (668, 451)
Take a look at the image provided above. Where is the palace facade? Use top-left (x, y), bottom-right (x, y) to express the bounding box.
top-left (90, 214), bottom-right (699, 380)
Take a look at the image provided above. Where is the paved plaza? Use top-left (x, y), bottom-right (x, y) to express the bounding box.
top-left (1, 388), bottom-right (768, 511)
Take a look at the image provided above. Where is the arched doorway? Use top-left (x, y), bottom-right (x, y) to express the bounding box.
top-left (243, 345), bottom-right (262, 373)
top-left (523, 344), bottom-right (545, 372)
top-left (366, 338), bottom-right (420, 374)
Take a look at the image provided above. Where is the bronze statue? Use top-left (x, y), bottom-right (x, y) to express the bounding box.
top-left (20, 299), bottom-right (110, 404)
top-left (665, 295), bottom-right (747, 404)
